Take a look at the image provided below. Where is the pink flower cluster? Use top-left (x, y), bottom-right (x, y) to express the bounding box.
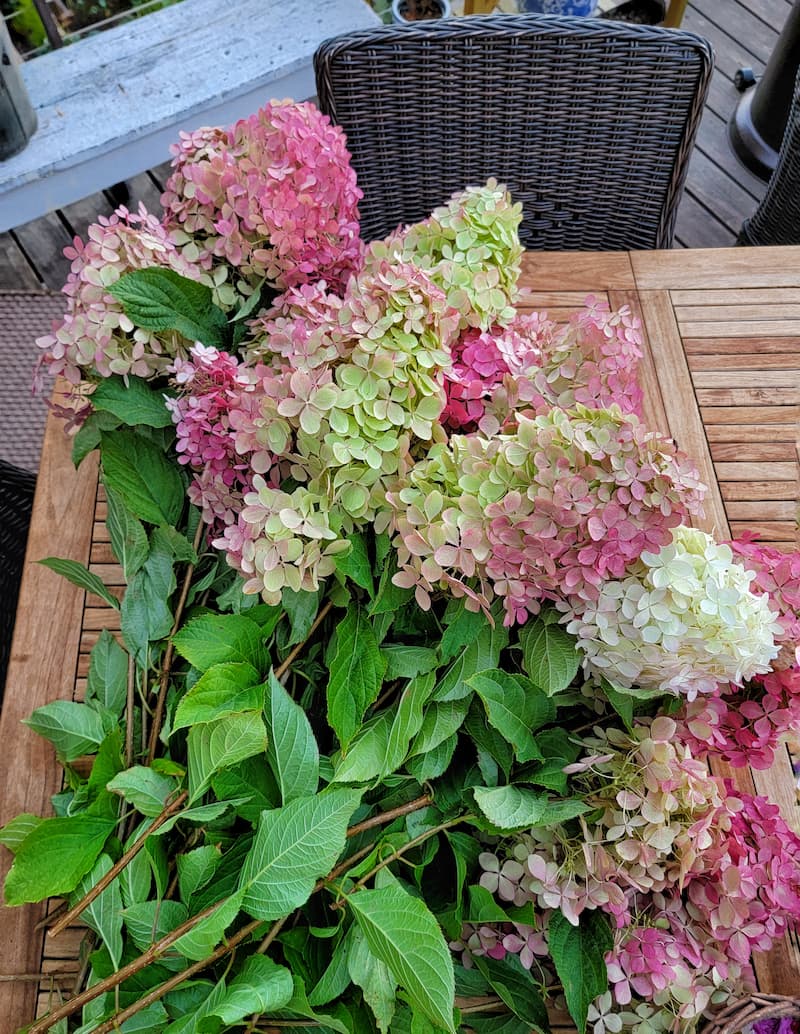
top-left (441, 299), bottom-right (644, 437)
top-left (37, 205), bottom-right (204, 384)
top-left (162, 100), bottom-right (363, 294)
top-left (461, 718), bottom-right (800, 1024)
top-left (388, 405), bottom-right (705, 624)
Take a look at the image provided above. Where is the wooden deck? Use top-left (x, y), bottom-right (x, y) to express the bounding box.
top-left (0, 0), bottom-right (787, 291)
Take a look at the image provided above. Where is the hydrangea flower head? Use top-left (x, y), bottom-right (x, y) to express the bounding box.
top-left (567, 526), bottom-right (782, 699)
top-left (162, 100), bottom-right (363, 296)
top-left (37, 205), bottom-right (205, 383)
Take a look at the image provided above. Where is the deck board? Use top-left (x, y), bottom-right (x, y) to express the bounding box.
top-left (0, 0), bottom-right (787, 286)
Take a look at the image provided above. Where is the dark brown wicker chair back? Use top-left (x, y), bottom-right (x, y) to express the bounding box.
top-left (0, 460), bottom-right (35, 700)
top-left (739, 68), bottom-right (800, 246)
top-left (314, 14), bottom-right (713, 250)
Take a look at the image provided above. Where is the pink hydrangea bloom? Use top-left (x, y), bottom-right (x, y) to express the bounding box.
top-left (161, 100), bottom-right (363, 294)
top-left (37, 204), bottom-right (204, 384)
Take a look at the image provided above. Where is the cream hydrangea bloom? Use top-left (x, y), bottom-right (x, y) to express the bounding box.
top-left (566, 526), bottom-right (782, 699)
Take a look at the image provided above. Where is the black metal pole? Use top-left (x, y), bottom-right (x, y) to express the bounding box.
top-left (729, 0), bottom-right (800, 180)
top-left (30, 0), bottom-right (63, 50)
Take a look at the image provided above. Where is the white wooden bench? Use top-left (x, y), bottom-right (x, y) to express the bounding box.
top-left (0, 0), bottom-right (380, 233)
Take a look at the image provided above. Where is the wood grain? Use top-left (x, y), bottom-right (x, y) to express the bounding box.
top-left (0, 407), bottom-right (98, 1034)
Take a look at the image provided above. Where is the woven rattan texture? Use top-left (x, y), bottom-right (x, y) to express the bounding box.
top-left (0, 459), bottom-right (34, 695)
top-left (740, 69), bottom-right (800, 246)
top-left (702, 994), bottom-right (800, 1034)
top-left (0, 292), bottom-right (61, 474)
top-left (314, 14), bottom-right (713, 249)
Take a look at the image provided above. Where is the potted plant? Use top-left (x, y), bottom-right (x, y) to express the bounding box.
top-left (392, 0), bottom-right (451, 23)
top-left (519, 0), bottom-right (597, 15)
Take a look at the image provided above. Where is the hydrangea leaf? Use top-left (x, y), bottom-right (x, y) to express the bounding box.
top-left (468, 670), bottom-right (555, 763)
top-left (187, 712), bottom-right (267, 802)
top-left (327, 604), bottom-right (386, 749)
top-left (409, 698), bottom-right (471, 758)
top-left (172, 614), bottom-right (264, 672)
top-left (381, 645), bottom-right (439, 681)
top-left (600, 676), bottom-right (635, 732)
top-left (173, 662), bottom-right (263, 731)
top-left (433, 623), bottom-right (509, 702)
top-left (0, 813), bottom-right (43, 854)
top-left (265, 669), bottom-right (320, 804)
top-left (92, 375), bottom-right (174, 429)
top-left (473, 954), bottom-right (549, 1034)
top-left (120, 532), bottom-right (177, 663)
top-left (37, 557), bottom-right (120, 612)
top-left (100, 429), bottom-right (184, 527)
top-left (239, 789), bottom-right (361, 920)
top-left (472, 785), bottom-right (588, 832)
top-left (108, 268), bottom-right (229, 349)
top-left (548, 909), bottom-right (614, 1034)
top-left (335, 533), bottom-right (374, 596)
top-left (519, 609), bottom-right (580, 696)
top-left (177, 844), bottom-right (222, 902)
top-left (23, 700), bottom-right (109, 761)
top-left (440, 601), bottom-right (489, 663)
top-left (208, 953), bottom-right (294, 1024)
top-left (348, 884), bottom-right (456, 1034)
top-left (70, 853), bottom-right (123, 970)
top-left (123, 899), bottom-right (188, 952)
top-left (172, 888), bottom-right (244, 962)
top-left (107, 766), bottom-right (179, 818)
top-left (86, 628), bottom-right (128, 716)
top-left (4, 814), bottom-right (115, 904)
top-left (348, 927), bottom-right (397, 1034)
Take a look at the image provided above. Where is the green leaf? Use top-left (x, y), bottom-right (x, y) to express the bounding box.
top-left (119, 847), bottom-right (152, 908)
top-left (464, 703), bottom-right (513, 778)
top-left (38, 557), bottom-right (120, 611)
top-left (469, 670), bottom-right (556, 763)
top-left (24, 700), bottom-right (108, 760)
top-left (327, 604), bottom-right (386, 749)
top-left (107, 766), bottom-right (179, 818)
top-left (548, 910), bottom-right (613, 1034)
top-left (86, 629), bottom-right (128, 716)
top-left (406, 733), bottom-right (457, 782)
top-left (177, 845), bottom-right (221, 902)
top-left (335, 533), bottom-right (374, 595)
top-left (123, 899), bottom-right (188, 952)
top-left (384, 674), bottom-right (435, 775)
top-left (71, 410), bottom-right (119, 468)
top-left (0, 813), bottom-right (42, 854)
top-left (309, 929), bottom-right (354, 1006)
top-left (108, 268), bottom-right (229, 348)
top-left (600, 677), bottom-right (634, 732)
top-left (152, 798), bottom-right (250, 837)
top-left (100, 429), bottom-right (184, 527)
top-left (349, 883), bottom-right (455, 1034)
top-left (188, 711), bottom-right (267, 802)
top-left (92, 375), bottom-right (174, 428)
top-left (519, 610), bottom-right (580, 696)
top-left (472, 786), bottom-right (588, 832)
top-left (348, 928), bottom-right (397, 1034)
top-left (473, 955), bottom-right (549, 1033)
top-left (172, 889), bottom-right (244, 961)
top-left (154, 525), bottom-right (198, 564)
top-left (434, 623), bottom-right (508, 702)
top-left (332, 713), bottom-right (391, 784)
top-left (239, 789), bottom-right (361, 920)
top-left (440, 601), bottom-right (488, 663)
top-left (265, 670), bottom-right (319, 804)
top-left (87, 728), bottom-right (125, 818)
top-left (4, 815), bottom-right (114, 904)
top-left (410, 698), bottom-right (470, 758)
top-left (120, 531), bottom-right (176, 663)
top-left (104, 485), bottom-right (149, 581)
top-left (207, 953), bottom-right (294, 1024)
top-left (173, 662), bottom-right (263, 731)
top-left (172, 614), bottom-right (263, 672)
top-left (282, 975), bottom-right (351, 1034)
top-left (70, 853), bottom-right (123, 969)
top-left (212, 757), bottom-right (278, 824)
top-left (282, 586), bottom-right (321, 647)
top-left (465, 885), bottom-right (510, 925)
top-left (381, 645), bottom-right (438, 681)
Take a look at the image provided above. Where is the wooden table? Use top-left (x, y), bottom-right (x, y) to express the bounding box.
top-left (0, 247), bottom-right (798, 1030)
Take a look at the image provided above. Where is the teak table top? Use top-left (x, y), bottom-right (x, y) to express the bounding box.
top-left (1, 247), bottom-right (798, 1030)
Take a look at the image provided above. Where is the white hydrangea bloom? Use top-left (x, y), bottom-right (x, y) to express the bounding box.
top-left (566, 527), bottom-right (782, 700)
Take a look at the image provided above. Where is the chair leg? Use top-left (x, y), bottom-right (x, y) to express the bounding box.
top-left (663, 0), bottom-right (688, 27)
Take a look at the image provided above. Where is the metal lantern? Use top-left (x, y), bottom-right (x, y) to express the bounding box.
top-left (0, 17), bottom-right (38, 161)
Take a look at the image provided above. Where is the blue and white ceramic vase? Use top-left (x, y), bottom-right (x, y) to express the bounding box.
top-left (520, 0), bottom-right (596, 14)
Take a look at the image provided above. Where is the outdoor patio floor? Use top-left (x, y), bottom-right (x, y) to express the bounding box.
top-left (0, 0), bottom-right (786, 289)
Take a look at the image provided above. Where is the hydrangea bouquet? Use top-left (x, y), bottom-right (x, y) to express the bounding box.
top-left (5, 100), bottom-right (800, 1034)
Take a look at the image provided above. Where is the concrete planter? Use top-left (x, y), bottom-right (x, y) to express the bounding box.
top-left (391, 0), bottom-right (452, 23)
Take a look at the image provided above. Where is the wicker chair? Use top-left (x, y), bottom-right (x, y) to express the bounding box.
top-left (739, 68), bottom-right (800, 246)
top-left (314, 14), bottom-right (713, 249)
top-left (702, 994), bottom-right (800, 1034)
top-left (0, 460), bottom-right (35, 699)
